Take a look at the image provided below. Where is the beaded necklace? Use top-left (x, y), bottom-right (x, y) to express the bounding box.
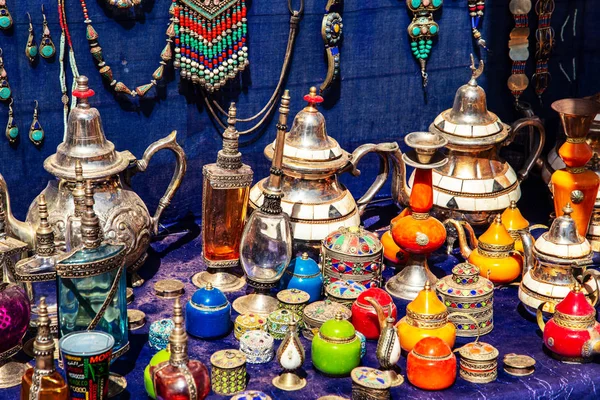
top-left (468, 0), bottom-right (487, 49)
top-left (58, 0), bottom-right (80, 138)
top-left (76, 0), bottom-right (174, 98)
top-left (532, 0), bottom-right (554, 103)
top-left (507, 0), bottom-right (531, 103)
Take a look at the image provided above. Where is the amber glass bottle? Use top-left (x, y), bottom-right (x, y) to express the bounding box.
top-left (21, 298), bottom-right (68, 400)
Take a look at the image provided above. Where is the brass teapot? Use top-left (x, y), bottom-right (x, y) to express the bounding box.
top-left (1, 76), bottom-right (187, 286)
top-left (520, 203), bottom-right (598, 316)
top-left (249, 87), bottom-right (398, 254)
top-left (391, 56), bottom-right (545, 226)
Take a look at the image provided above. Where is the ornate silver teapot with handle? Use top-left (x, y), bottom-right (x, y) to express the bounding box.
top-left (391, 56), bottom-right (545, 226)
top-left (249, 87), bottom-right (398, 255)
top-left (0, 76), bottom-right (187, 286)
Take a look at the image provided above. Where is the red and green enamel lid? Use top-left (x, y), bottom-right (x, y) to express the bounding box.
top-left (323, 226), bottom-right (382, 256)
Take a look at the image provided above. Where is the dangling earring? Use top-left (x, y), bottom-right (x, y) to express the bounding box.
top-left (5, 98), bottom-right (17, 143)
top-left (0, 1), bottom-right (13, 30)
top-left (25, 12), bottom-right (38, 63)
top-left (29, 100), bottom-right (44, 145)
top-left (0, 49), bottom-right (11, 101)
top-left (39, 5), bottom-right (55, 59)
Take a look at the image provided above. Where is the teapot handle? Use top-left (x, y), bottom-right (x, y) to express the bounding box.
top-left (505, 115), bottom-right (546, 183)
top-left (342, 142), bottom-right (399, 215)
top-left (582, 269), bottom-right (600, 307)
top-left (125, 131), bottom-right (187, 235)
top-left (536, 302), bottom-right (547, 332)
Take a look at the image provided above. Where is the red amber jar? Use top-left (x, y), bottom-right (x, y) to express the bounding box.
top-left (407, 336), bottom-right (456, 390)
top-left (538, 282), bottom-right (600, 363)
top-left (351, 288), bottom-right (397, 340)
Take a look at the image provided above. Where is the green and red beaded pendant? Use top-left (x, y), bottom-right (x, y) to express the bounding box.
top-left (173, 0), bottom-right (248, 92)
top-left (406, 0), bottom-right (442, 87)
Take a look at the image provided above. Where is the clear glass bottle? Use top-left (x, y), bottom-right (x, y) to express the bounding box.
top-left (196, 103), bottom-right (253, 292)
top-left (20, 297), bottom-right (68, 400)
top-left (15, 194), bottom-right (61, 330)
top-left (64, 160), bottom-right (86, 252)
top-left (57, 181), bottom-right (129, 355)
top-left (151, 298), bottom-right (211, 400)
top-left (233, 91), bottom-right (293, 315)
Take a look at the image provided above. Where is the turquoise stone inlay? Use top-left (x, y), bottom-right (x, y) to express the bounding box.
top-left (8, 127), bottom-right (18, 139)
top-left (432, 0), bottom-right (442, 7)
top-left (0, 16), bottom-right (11, 29)
top-left (0, 87), bottom-right (10, 100)
top-left (430, 25), bottom-right (438, 35)
top-left (41, 45), bottom-right (54, 58)
top-left (412, 27), bottom-right (420, 36)
top-left (31, 129), bottom-right (43, 142)
top-left (28, 46), bottom-right (38, 58)
top-left (411, 0), bottom-right (421, 8)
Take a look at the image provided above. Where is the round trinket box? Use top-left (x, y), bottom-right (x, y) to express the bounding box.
top-left (186, 282), bottom-right (232, 339)
top-left (351, 366), bottom-right (391, 400)
top-left (312, 312), bottom-right (361, 376)
top-left (325, 280), bottom-right (367, 309)
top-left (239, 330), bottom-right (275, 364)
top-left (321, 226), bottom-right (384, 288)
top-left (302, 299), bottom-right (352, 340)
top-left (149, 318), bottom-right (174, 351)
top-left (153, 279), bottom-right (185, 298)
top-left (267, 309), bottom-right (299, 340)
top-left (435, 263), bottom-right (494, 337)
top-left (231, 391), bottom-right (273, 400)
top-left (277, 288), bottom-right (310, 317)
top-left (210, 349), bottom-right (247, 395)
top-left (127, 309), bottom-right (146, 331)
top-left (503, 353), bottom-right (535, 376)
top-left (234, 313), bottom-right (267, 340)
top-left (457, 341), bottom-right (499, 383)
top-left (280, 253), bottom-right (324, 303)
top-left (407, 336), bottom-right (456, 390)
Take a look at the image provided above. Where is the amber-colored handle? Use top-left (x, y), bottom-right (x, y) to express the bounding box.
top-left (343, 142), bottom-right (399, 215)
top-left (536, 302), bottom-right (547, 332)
top-left (507, 116), bottom-right (546, 182)
top-left (448, 312), bottom-right (481, 345)
top-left (126, 131), bottom-right (187, 235)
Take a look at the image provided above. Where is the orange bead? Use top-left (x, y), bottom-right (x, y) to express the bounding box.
top-left (558, 141), bottom-right (593, 168)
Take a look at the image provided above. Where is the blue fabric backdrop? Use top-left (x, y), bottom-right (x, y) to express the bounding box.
top-left (0, 0), bottom-right (598, 225)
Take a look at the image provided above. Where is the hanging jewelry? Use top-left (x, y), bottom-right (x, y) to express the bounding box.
top-left (507, 0), bottom-right (531, 103)
top-left (5, 98), bottom-right (17, 143)
top-left (75, 0), bottom-right (174, 97)
top-left (406, 0), bottom-right (443, 88)
top-left (105, 0), bottom-right (142, 8)
top-left (58, 0), bottom-right (81, 140)
top-left (320, 0), bottom-right (343, 93)
top-left (532, 0), bottom-right (554, 103)
top-left (29, 101), bottom-right (44, 146)
top-left (468, 0), bottom-right (487, 50)
top-left (0, 49), bottom-right (11, 102)
top-left (0, 0), bottom-right (13, 30)
top-left (173, 0), bottom-right (249, 92)
top-left (25, 13), bottom-right (38, 62)
top-left (39, 5), bottom-right (56, 59)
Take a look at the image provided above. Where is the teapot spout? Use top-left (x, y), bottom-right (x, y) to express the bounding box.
top-left (0, 173), bottom-right (34, 246)
top-left (365, 296), bottom-right (390, 330)
top-left (443, 219), bottom-right (476, 259)
top-left (519, 231), bottom-right (535, 278)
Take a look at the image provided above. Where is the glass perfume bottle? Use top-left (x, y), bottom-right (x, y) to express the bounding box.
top-left (57, 181), bottom-right (129, 356)
top-left (15, 194), bottom-right (61, 331)
top-left (233, 91), bottom-right (293, 315)
top-left (194, 103), bottom-right (253, 292)
top-left (20, 297), bottom-right (68, 400)
top-left (151, 298), bottom-right (211, 400)
top-left (64, 160), bottom-right (86, 252)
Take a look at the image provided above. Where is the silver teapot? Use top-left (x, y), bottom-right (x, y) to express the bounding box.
top-left (1, 76), bottom-right (187, 286)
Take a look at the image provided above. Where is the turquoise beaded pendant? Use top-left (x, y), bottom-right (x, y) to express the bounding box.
top-left (29, 101), bottom-right (44, 145)
top-left (25, 13), bottom-right (38, 63)
top-left (406, 0), bottom-right (443, 87)
top-left (5, 98), bottom-right (17, 143)
top-left (0, 2), bottom-right (13, 30)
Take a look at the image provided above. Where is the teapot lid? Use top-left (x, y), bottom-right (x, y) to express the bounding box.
top-left (326, 280), bottom-right (366, 299)
top-left (534, 203), bottom-right (592, 262)
top-left (412, 336), bottom-right (453, 358)
top-left (429, 56), bottom-right (509, 146)
top-left (277, 288), bottom-right (310, 305)
top-left (190, 282), bottom-right (229, 309)
top-left (501, 201), bottom-right (529, 232)
top-left (303, 300), bottom-right (351, 324)
top-left (323, 226), bottom-right (383, 256)
top-left (267, 309), bottom-right (298, 324)
top-left (555, 282), bottom-right (596, 317)
top-left (44, 76), bottom-right (130, 180)
top-left (407, 281), bottom-right (447, 316)
top-left (355, 287), bottom-right (394, 308)
top-left (264, 87), bottom-right (348, 174)
top-left (351, 367), bottom-right (391, 390)
top-left (287, 253), bottom-right (321, 277)
top-left (478, 215), bottom-right (515, 249)
top-left (435, 263), bottom-right (494, 298)
top-left (319, 311), bottom-right (356, 340)
top-left (457, 341), bottom-right (499, 361)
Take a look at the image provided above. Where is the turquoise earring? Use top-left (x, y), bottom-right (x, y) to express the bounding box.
top-left (5, 98), bottom-right (17, 143)
top-left (0, 49), bottom-right (11, 101)
top-left (39, 5), bottom-right (55, 59)
top-left (0, 0), bottom-right (13, 30)
top-left (25, 12), bottom-right (38, 62)
top-left (29, 100), bottom-right (44, 145)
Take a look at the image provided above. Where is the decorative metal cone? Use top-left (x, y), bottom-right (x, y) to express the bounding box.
top-left (552, 99), bottom-right (600, 140)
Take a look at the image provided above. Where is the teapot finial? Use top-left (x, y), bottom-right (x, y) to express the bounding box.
top-left (303, 87), bottom-right (324, 109)
top-left (334, 311), bottom-right (343, 321)
top-left (469, 54), bottom-right (484, 83)
top-left (494, 214), bottom-right (502, 225)
top-left (301, 252), bottom-right (309, 260)
top-left (73, 75), bottom-right (95, 106)
top-left (205, 282), bottom-right (213, 291)
top-left (510, 200), bottom-right (517, 209)
top-left (573, 281), bottom-right (582, 293)
top-left (563, 202), bottom-right (574, 217)
top-left (424, 280), bottom-right (431, 291)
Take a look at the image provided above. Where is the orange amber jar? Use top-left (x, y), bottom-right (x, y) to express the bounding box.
top-left (407, 336), bottom-right (456, 390)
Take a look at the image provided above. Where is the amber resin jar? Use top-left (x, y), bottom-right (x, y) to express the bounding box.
top-left (448, 214), bottom-right (523, 284)
top-left (407, 336), bottom-right (456, 390)
top-left (551, 99), bottom-right (600, 237)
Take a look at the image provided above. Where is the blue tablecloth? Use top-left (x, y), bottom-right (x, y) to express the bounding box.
top-left (6, 201), bottom-right (600, 399)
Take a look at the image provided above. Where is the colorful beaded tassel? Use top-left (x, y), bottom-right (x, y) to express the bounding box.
top-left (173, 0), bottom-right (249, 92)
